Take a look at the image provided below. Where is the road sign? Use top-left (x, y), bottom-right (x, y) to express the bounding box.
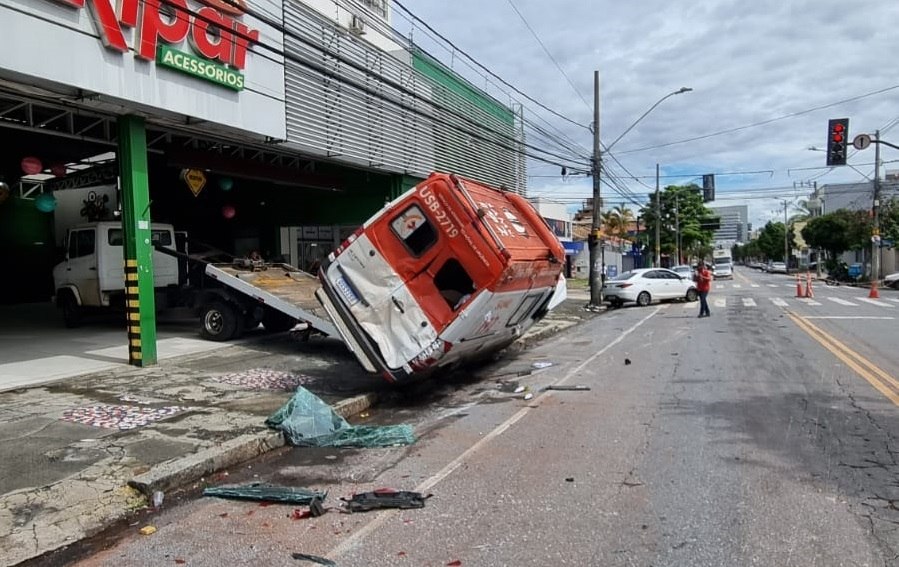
top-left (853, 133), bottom-right (872, 150)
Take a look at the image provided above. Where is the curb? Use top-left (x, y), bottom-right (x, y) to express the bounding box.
top-left (128, 392), bottom-right (379, 498)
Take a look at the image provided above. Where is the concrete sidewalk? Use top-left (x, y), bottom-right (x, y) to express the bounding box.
top-left (0, 292), bottom-right (595, 566)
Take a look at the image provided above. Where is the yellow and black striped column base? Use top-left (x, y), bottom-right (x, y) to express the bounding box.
top-left (124, 259), bottom-right (142, 363)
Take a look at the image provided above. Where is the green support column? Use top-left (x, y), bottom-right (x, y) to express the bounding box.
top-left (117, 115), bottom-right (157, 366)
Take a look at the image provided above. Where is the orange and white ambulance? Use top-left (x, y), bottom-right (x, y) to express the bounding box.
top-left (315, 172), bottom-right (567, 383)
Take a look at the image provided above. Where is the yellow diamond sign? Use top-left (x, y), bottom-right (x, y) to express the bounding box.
top-left (182, 169), bottom-right (207, 197)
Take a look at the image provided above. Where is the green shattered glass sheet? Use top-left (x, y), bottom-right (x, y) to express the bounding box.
top-left (203, 484), bottom-right (326, 504)
top-left (266, 386), bottom-right (415, 447)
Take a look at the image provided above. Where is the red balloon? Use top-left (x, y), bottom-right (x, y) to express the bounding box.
top-left (21, 157), bottom-right (42, 175)
top-left (221, 205), bottom-right (236, 219)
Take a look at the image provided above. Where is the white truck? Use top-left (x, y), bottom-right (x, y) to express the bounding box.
top-left (712, 248), bottom-right (733, 280)
top-left (52, 221), bottom-right (337, 340)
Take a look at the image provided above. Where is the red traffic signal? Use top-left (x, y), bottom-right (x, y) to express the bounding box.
top-left (827, 118), bottom-right (849, 166)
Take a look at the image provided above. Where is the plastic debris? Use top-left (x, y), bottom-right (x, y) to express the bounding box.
top-left (203, 484), bottom-right (327, 504)
top-left (266, 387), bottom-right (415, 448)
top-left (139, 525), bottom-right (157, 536)
top-left (291, 552), bottom-right (336, 565)
top-left (532, 361), bottom-right (553, 369)
top-left (151, 490), bottom-right (164, 508)
top-left (342, 489), bottom-right (431, 513)
top-left (513, 385), bottom-right (526, 394)
top-left (523, 393), bottom-right (534, 401)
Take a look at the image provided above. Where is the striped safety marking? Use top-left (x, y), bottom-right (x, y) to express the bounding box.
top-left (124, 259), bottom-right (141, 361)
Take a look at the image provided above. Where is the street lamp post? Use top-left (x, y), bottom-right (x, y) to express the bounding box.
top-left (588, 83), bottom-right (692, 307)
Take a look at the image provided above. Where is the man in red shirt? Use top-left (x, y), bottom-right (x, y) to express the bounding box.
top-left (696, 262), bottom-right (712, 318)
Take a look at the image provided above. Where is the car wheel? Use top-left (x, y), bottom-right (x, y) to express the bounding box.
top-left (686, 288), bottom-right (698, 302)
top-left (60, 292), bottom-right (82, 328)
top-left (200, 301), bottom-right (239, 341)
top-left (636, 291), bottom-right (651, 307)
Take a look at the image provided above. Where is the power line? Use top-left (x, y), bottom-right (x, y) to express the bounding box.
top-left (615, 83), bottom-right (899, 155)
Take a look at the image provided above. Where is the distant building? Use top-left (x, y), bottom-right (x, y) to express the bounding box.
top-left (707, 204), bottom-right (749, 245)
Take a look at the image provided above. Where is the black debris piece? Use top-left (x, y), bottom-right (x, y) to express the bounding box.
top-left (545, 385), bottom-right (591, 391)
top-left (624, 358), bottom-right (632, 365)
top-left (309, 496), bottom-right (325, 517)
top-left (342, 489), bottom-right (431, 513)
top-left (291, 552), bottom-right (336, 565)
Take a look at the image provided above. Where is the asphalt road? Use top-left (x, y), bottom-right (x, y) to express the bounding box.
top-left (65, 268), bottom-right (899, 566)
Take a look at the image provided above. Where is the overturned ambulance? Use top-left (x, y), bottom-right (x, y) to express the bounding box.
top-left (316, 172), bottom-right (566, 383)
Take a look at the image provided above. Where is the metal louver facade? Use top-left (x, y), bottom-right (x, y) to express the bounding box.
top-left (283, 2), bottom-right (526, 193)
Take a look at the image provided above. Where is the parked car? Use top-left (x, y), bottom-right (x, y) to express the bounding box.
top-left (769, 262), bottom-right (787, 274)
top-left (885, 271), bottom-right (899, 289)
top-left (671, 265), bottom-right (694, 278)
top-left (602, 268), bottom-right (698, 308)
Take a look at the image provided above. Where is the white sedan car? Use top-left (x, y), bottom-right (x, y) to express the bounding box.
top-left (602, 268), bottom-right (699, 307)
top-left (885, 272), bottom-right (899, 289)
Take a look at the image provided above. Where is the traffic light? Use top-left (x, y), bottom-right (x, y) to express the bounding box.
top-left (702, 174), bottom-right (715, 202)
top-left (826, 118), bottom-right (849, 166)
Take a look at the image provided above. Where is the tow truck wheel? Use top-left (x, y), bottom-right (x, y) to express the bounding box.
top-left (60, 293), bottom-right (82, 328)
top-left (261, 310), bottom-right (297, 333)
top-left (200, 301), bottom-right (239, 341)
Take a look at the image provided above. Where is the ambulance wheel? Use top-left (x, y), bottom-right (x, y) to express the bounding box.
top-left (261, 310), bottom-right (297, 333)
top-left (200, 301), bottom-right (239, 341)
top-left (636, 291), bottom-right (652, 307)
top-left (60, 293), bottom-right (82, 328)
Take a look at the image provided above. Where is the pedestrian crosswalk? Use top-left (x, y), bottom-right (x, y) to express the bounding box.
top-left (675, 295), bottom-right (898, 311)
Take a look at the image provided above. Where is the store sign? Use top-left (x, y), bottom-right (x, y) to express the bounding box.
top-left (47, 0), bottom-right (259, 91)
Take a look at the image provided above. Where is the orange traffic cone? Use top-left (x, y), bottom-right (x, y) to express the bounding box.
top-left (805, 272), bottom-right (814, 298)
top-left (796, 274), bottom-right (806, 298)
top-left (870, 280), bottom-right (880, 299)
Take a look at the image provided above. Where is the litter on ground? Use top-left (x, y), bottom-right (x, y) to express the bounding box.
top-left (203, 484), bottom-right (327, 505)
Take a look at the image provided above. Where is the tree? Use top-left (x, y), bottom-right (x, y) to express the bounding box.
top-left (639, 184), bottom-right (715, 264)
top-left (756, 221), bottom-right (791, 261)
top-left (801, 209), bottom-right (871, 261)
top-left (881, 197), bottom-right (899, 243)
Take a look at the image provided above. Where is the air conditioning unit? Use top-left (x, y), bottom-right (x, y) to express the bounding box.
top-left (349, 15), bottom-right (366, 35)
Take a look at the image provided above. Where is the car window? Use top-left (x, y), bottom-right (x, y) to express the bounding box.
top-left (611, 271), bottom-right (637, 281)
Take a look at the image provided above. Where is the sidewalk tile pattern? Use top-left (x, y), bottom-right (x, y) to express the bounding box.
top-left (210, 368), bottom-right (314, 391)
top-left (61, 405), bottom-right (190, 430)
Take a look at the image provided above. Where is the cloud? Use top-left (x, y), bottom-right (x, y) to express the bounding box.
top-left (394, 0), bottom-right (899, 227)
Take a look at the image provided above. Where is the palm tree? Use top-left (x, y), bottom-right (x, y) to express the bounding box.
top-left (602, 205), bottom-right (635, 238)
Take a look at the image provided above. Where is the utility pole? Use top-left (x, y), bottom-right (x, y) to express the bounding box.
top-left (872, 130), bottom-right (882, 283)
top-left (675, 192), bottom-right (680, 265)
top-left (783, 200), bottom-right (789, 267)
top-left (655, 164), bottom-right (661, 267)
top-left (588, 71), bottom-right (603, 307)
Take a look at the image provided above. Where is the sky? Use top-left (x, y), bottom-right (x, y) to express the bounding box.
top-left (390, 0), bottom-right (899, 231)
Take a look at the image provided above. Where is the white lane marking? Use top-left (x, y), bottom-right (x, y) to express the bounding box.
top-left (715, 284), bottom-right (725, 290)
top-left (857, 297), bottom-right (895, 307)
top-left (327, 308), bottom-right (663, 560)
top-left (797, 297), bottom-right (822, 306)
top-left (683, 301), bottom-right (695, 309)
top-left (768, 284), bottom-right (780, 288)
top-left (770, 298), bottom-right (789, 307)
top-left (827, 297), bottom-right (858, 306)
top-left (751, 284), bottom-right (760, 288)
top-left (714, 298), bottom-right (726, 308)
top-left (742, 298), bottom-right (756, 307)
top-left (733, 284), bottom-right (742, 288)
top-left (805, 316), bottom-right (895, 320)
top-left (884, 298), bottom-right (899, 303)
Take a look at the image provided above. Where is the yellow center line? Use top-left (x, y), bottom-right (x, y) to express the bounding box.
top-left (788, 312), bottom-right (899, 406)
